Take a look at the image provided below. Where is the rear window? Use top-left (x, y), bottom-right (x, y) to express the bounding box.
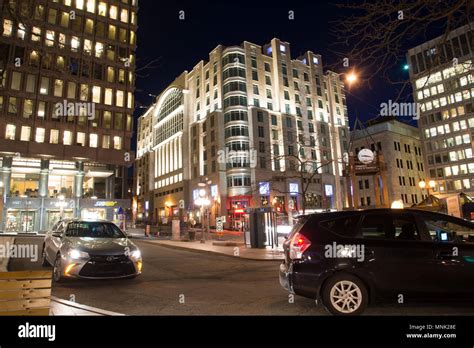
top-left (288, 215), bottom-right (310, 239)
top-left (319, 215), bottom-right (360, 237)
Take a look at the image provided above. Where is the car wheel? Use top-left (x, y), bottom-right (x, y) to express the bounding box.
top-left (53, 254), bottom-right (63, 282)
top-left (41, 245), bottom-right (50, 267)
top-left (322, 273), bottom-right (368, 316)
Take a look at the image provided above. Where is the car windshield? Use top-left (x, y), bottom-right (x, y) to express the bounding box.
top-left (65, 222), bottom-right (126, 238)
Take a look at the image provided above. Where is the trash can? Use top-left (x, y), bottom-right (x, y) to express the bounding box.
top-left (188, 229), bottom-right (196, 241)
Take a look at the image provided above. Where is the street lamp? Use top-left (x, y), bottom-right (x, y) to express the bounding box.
top-left (419, 179), bottom-right (436, 198)
top-left (194, 180), bottom-right (211, 243)
top-left (345, 71), bottom-right (358, 86)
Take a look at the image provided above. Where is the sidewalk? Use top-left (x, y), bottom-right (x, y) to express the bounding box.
top-left (50, 296), bottom-right (124, 316)
top-left (142, 239), bottom-right (284, 261)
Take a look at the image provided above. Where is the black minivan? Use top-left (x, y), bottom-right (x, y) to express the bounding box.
top-left (279, 209), bottom-right (474, 315)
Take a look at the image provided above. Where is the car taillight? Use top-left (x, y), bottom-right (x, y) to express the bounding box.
top-left (289, 232), bottom-right (311, 260)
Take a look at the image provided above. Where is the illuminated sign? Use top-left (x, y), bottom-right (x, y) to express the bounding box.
top-left (324, 185), bottom-right (333, 197)
top-left (193, 189), bottom-right (199, 201)
top-left (211, 185), bottom-right (218, 198)
top-left (289, 183), bottom-right (299, 196)
top-left (144, 201), bottom-right (149, 210)
top-left (94, 201), bottom-right (118, 207)
top-left (234, 208), bottom-right (245, 214)
top-left (259, 182), bottom-right (270, 195)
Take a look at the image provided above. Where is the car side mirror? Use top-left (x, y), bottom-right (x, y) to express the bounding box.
top-left (52, 232), bottom-right (63, 238)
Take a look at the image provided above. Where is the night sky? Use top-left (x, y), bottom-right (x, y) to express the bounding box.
top-left (133, 0), bottom-right (424, 144)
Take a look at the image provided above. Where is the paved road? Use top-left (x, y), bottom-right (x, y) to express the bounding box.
top-left (7, 237), bottom-right (474, 315)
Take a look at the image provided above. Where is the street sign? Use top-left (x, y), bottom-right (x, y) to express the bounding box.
top-left (179, 200), bottom-right (185, 209)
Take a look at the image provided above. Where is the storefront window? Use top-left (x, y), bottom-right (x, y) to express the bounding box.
top-left (48, 175), bottom-right (74, 198)
top-left (5, 210), bottom-right (36, 232)
top-left (10, 174), bottom-right (40, 197)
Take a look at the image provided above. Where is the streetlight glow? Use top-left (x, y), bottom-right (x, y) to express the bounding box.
top-left (418, 181), bottom-right (426, 189)
top-left (346, 71), bottom-right (358, 85)
top-left (428, 180), bottom-right (436, 189)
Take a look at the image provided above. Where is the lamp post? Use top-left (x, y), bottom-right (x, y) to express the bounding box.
top-left (194, 179), bottom-right (211, 243)
top-left (418, 179), bottom-right (436, 198)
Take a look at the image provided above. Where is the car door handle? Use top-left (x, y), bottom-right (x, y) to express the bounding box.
top-left (436, 251), bottom-right (455, 260)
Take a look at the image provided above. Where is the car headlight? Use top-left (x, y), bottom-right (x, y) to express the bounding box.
top-left (68, 249), bottom-right (90, 259)
top-left (130, 249), bottom-right (141, 261)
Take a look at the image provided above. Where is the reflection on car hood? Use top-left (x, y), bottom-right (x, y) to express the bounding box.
top-left (66, 237), bottom-right (136, 255)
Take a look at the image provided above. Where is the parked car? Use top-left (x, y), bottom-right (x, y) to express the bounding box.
top-left (279, 209), bottom-right (474, 315)
top-left (42, 219), bottom-right (142, 282)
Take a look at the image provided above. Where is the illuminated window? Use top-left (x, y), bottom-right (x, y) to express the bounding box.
top-left (116, 90), bottom-right (124, 107)
top-left (50, 129), bottom-right (59, 144)
top-left (77, 132), bottom-right (86, 146)
top-left (84, 39), bottom-right (92, 55)
top-left (63, 131), bottom-right (73, 145)
top-left (120, 9), bottom-right (128, 23)
top-left (2, 19), bottom-right (12, 37)
top-left (102, 135), bottom-right (110, 149)
top-left (76, 0), bottom-right (84, 10)
top-left (31, 27), bottom-right (41, 41)
top-left (85, 18), bottom-right (94, 34)
top-left (67, 82), bottom-right (76, 99)
top-left (58, 33), bottom-right (66, 48)
top-left (60, 12), bottom-right (69, 27)
top-left (37, 101), bottom-right (45, 118)
top-left (89, 134), bottom-right (98, 148)
top-left (23, 99), bottom-right (34, 118)
top-left (108, 25), bottom-right (116, 40)
top-left (48, 9), bottom-right (57, 24)
top-left (106, 67), bottom-right (115, 82)
top-left (95, 42), bottom-right (104, 58)
top-left (103, 111), bottom-right (111, 128)
top-left (92, 86), bottom-right (101, 103)
top-left (11, 72), bottom-right (21, 91)
top-left (20, 126), bottom-right (31, 141)
top-left (98, 2), bottom-right (107, 16)
top-left (80, 84), bottom-right (89, 101)
top-left (104, 88), bottom-right (113, 105)
top-left (54, 79), bottom-right (63, 97)
top-left (113, 136), bottom-right (122, 150)
top-left (17, 24), bottom-right (26, 40)
top-left (5, 124), bottom-right (16, 140)
top-left (40, 77), bottom-right (49, 95)
top-left (35, 128), bottom-right (45, 143)
top-left (71, 36), bottom-right (80, 52)
top-left (86, 0), bottom-right (95, 13)
top-left (109, 5), bottom-right (117, 19)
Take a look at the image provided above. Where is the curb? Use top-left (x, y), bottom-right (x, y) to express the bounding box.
top-left (139, 240), bottom-right (283, 262)
top-left (51, 296), bottom-right (125, 316)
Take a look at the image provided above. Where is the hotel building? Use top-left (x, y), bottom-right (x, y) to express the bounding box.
top-left (407, 23), bottom-right (474, 197)
top-left (0, 0), bottom-right (137, 232)
top-left (135, 38), bottom-right (350, 229)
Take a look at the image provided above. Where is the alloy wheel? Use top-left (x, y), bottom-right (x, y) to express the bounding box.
top-left (329, 280), bottom-right (362, 314)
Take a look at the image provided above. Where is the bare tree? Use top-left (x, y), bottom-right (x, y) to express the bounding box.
top-left (260, 139), bottom-right (343, 215)
top-left (330, 0), bottom-right (473, 102)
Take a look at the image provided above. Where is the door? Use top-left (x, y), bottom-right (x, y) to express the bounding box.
top-left (356, 212), bottom-right (437, 298)
top-left (20, 211), bottom-right (36, 233)
top-left (420, 213), bottom-right (474, 297)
